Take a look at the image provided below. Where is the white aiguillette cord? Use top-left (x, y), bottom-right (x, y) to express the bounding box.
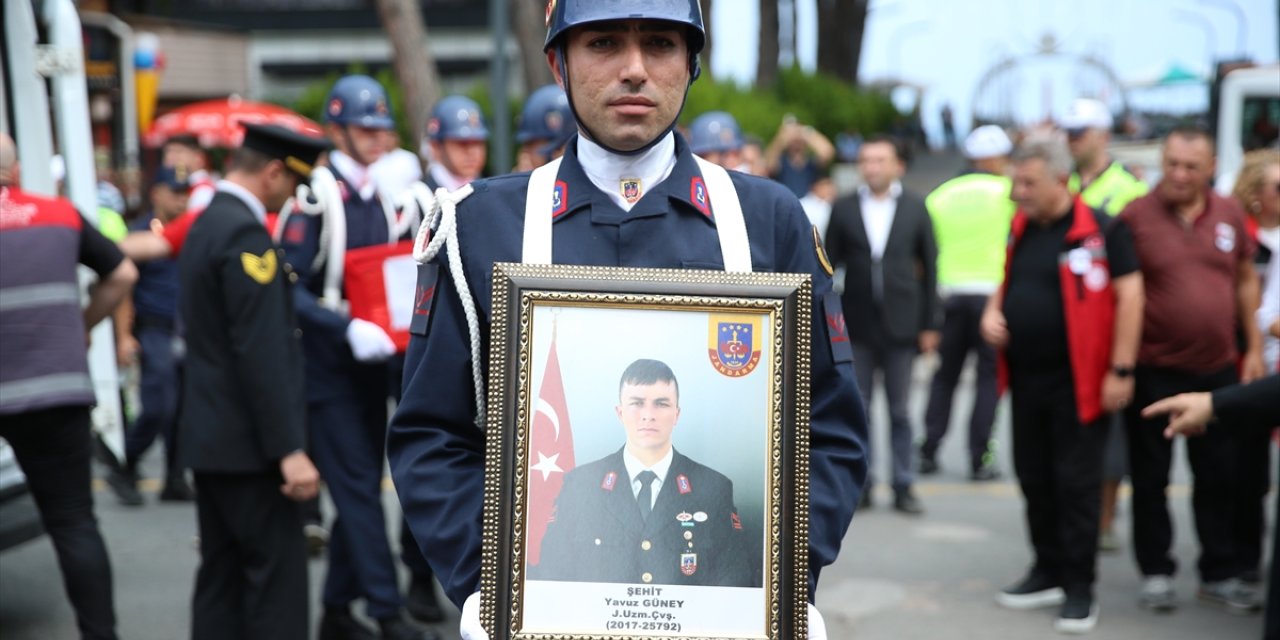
top-left (410, 182), bottom-right (485, 427)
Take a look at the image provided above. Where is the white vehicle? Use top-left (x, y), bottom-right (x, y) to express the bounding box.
top-left (1215, 64), bottom-right (1280, 194)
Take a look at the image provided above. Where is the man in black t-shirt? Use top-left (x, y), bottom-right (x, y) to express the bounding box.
top-left (980, 138), bottom-right (1144, 635)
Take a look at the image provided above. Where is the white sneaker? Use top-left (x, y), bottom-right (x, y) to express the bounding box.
top-left (1140, 575), bottom-right (1177, 612)
top-left (1054, 593), bottom-right (1099, 635)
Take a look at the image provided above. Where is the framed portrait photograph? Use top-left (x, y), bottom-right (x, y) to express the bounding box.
top-left (481, 263), bottom-right (812, 640)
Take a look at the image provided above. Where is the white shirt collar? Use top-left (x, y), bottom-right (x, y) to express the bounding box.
top-left (329, 150), bottom-right (377, 200)
top-left (576, 132), bottom-right (678, 212)
top-left (215, 179), bottom-right (266, 224)
top-left (623, 446), bottom-right (675, 495)
top-left (428, 162), bottom-right (471, 192)
top-left (857, 180), bottom-right (903, 201)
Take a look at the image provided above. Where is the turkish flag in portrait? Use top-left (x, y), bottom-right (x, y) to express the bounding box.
top-left (526, 335), bottom-right (575, 566)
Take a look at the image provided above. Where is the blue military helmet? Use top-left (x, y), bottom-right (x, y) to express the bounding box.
top-left (425, 95), bottom-right (490, 142)
top-left (542, 0), bottom-right (706, 80)
top-left (323, 74), bottom-right (395, 130)
top-left (515, 84), bottom-right (574, 145)
top-left (688, 111), bottom-right (743, 155)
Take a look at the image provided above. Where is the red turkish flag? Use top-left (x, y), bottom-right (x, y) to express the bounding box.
top-left (526, 336), bottom-right (575, 566)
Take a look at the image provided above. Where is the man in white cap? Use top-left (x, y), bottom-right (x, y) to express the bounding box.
top-left (1062, 98), bottom-right (1148, 218)
top-left (918, 125), bottom-right (1015, 480)
top-left (1061, 98), bottom-right (1149, 557)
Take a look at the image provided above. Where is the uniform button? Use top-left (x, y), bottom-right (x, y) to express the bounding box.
top-left (641, 572), bottom-right (653, 583)
top-left (288, 272), bottom-right (299, 283)
top-left (640, 540), bottom-right (651, 551)
top-left (293, 329), bottom-right (303, 338)
top-left (594, 538), bottom-right (601, 546)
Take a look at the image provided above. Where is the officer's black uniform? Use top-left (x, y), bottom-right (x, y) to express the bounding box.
top-left (178, 125), bottom-right (327, 639)
top-left (533, 448), bottom-right (756, 587)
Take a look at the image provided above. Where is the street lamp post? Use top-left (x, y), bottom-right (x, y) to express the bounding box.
top-left (888, 19), bottom-right (931, 82)
top-left (1198, 0), bottom-right (1247, 58)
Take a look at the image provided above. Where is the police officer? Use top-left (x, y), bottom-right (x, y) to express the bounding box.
top-left (514, 84), bottom-right (575, 172)
top-left (422, 95), bottom-right (488, 190)
top-left (108, 165), bottom-right (195, 505)
top-left (387, 2), bottom-right (868, 638)
top-left (178, 123), bottom-right (326, 639)
top-left (1060, 98), bottom-right (1149, 555)
top-left (918, 125), bottom-right (1015, 480)
top-left (533, 359), bottom-right (755, 587)
top-left (279, 74), bottom-right (435, 640)
top-left (688, 110), bottom-right (744, 170)
top-left (1062, 98), bottom-right (1148, 217)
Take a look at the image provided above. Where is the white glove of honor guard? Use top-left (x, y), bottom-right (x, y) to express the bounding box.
top-left (460, 591), bottom-right (489, 640)
top-left (809, 602), bottom-right (828, 639)
top-left (345, 318), bottom-right (396, 362)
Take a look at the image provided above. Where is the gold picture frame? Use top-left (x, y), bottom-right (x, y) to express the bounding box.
top-left (481, 263), bottom-right (811, 640)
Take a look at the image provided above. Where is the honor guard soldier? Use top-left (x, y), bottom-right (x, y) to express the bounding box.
top-left (688, 110), bottom-right (745, 171)
top-left (178, 123), bottom-right (327, 639)
top-left (514, 84), bottom-right (575, 172)
top-left (422, 95), bottom-right (489, 190)
top-left (387, 2), bottom-right (869, 638)
top-left (278, 75), bottom-right (438, 640)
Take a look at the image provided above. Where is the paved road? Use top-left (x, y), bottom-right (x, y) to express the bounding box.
top-left (0, 153), bottom-right (1265, 638)
top-left (0, 363), bottom-right (1266, 639)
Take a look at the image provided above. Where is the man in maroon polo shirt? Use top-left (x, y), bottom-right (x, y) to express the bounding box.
top-left (1119, 126), bottom-right (1266, 615)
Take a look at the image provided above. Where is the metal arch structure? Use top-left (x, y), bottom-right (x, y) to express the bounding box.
top-left (971, 33), bottom-right (1130, 127)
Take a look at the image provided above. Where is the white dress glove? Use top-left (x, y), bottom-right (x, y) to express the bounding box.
top-left (460, 591), bottom-right (489, 640)
top-left (808, 602), bottom-right (827, 640)
top-left (345, 318), bottom-right (396, 362)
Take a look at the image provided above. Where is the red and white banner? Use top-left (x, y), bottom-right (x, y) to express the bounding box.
top-left (526, 335), bottom-right (575, 566)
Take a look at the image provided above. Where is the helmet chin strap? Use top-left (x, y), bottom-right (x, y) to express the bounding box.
top-left (339, 124), bottom-right (373, 167)
top-left (557, 44), bottom-right (694, 157)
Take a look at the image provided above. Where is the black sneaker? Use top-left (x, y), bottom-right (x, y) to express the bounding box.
top-left (919, 456), bottom-right (940, 475)
top-left (378, 614), bottom-right (439, 640)
top-left (859, 485), bottom-right (874, 510)
top-left (159, 473), bottom-right (195, 502)
top-left (106, 468), bottom-right (144, 507)
top-left (996, 571), bottom-right (1065, 610)
top-left (893, 487), bottom-right (924, 515)
top-left (1054, 592), bottom-right (1098, 634)
top-left (405, 576), bottom-right (444, 623)
top-left (970, 464), bottom-right (1001, 481)
top-left (319, 607), bottom-right (379, 640)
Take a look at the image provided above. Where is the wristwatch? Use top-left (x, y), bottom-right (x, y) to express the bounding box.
top-left (1111, 365), bottom-right (1134, 378)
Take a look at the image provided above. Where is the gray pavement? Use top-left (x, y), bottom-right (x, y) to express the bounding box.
top-left (0, 364), bottom-right (1266, 639)
top-left (0, 152), bottom-right (1265, 638)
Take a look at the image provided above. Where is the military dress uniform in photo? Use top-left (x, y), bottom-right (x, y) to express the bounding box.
top-left (387, 133), bottom-right (870, 608)
top-left (533, 448), bottom-right (756, 587)
top-left (178, 125), bottom-right (327, 639)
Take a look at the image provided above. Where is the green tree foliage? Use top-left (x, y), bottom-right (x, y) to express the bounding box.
top-left (685, 66), bottom-right (898, 141)
top-left (285, 65), bottom-right (896, 173)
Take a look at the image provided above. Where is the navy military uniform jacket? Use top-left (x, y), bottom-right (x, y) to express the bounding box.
top-left (532, 448), bottom-right (756, 587)
top-left (388, 134), bottom-right (869, 607)
top-left (280, 166), bottom-right (396, 401)
top-left (178, 192), bottom-right (306, 472)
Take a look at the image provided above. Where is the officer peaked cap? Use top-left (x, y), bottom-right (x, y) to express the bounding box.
top-left (240, 122), bottom-right (331, 178)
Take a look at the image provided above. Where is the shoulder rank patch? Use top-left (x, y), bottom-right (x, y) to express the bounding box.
top-left (552, 180), bottom-right (569, 218)
top-left (731, 512), bottom-right (743, 530)
top-left (602, 471), bottom-right (618, 491)
top-left (823, 291), bottom-right (854, 364)
top-left (241, 249), bottom-right (277, 285)
top-left (690, 177), bottom-right (711, 218)
top-left (409, 263), bottom-right (439, 336)
top-left (676, 474), bottom-right (691, 495)
top-left (813, 225), bottom-right (834, 277)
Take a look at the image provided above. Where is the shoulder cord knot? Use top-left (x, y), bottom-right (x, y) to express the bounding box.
top-left (410, 183), bottom-right (485, 428)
